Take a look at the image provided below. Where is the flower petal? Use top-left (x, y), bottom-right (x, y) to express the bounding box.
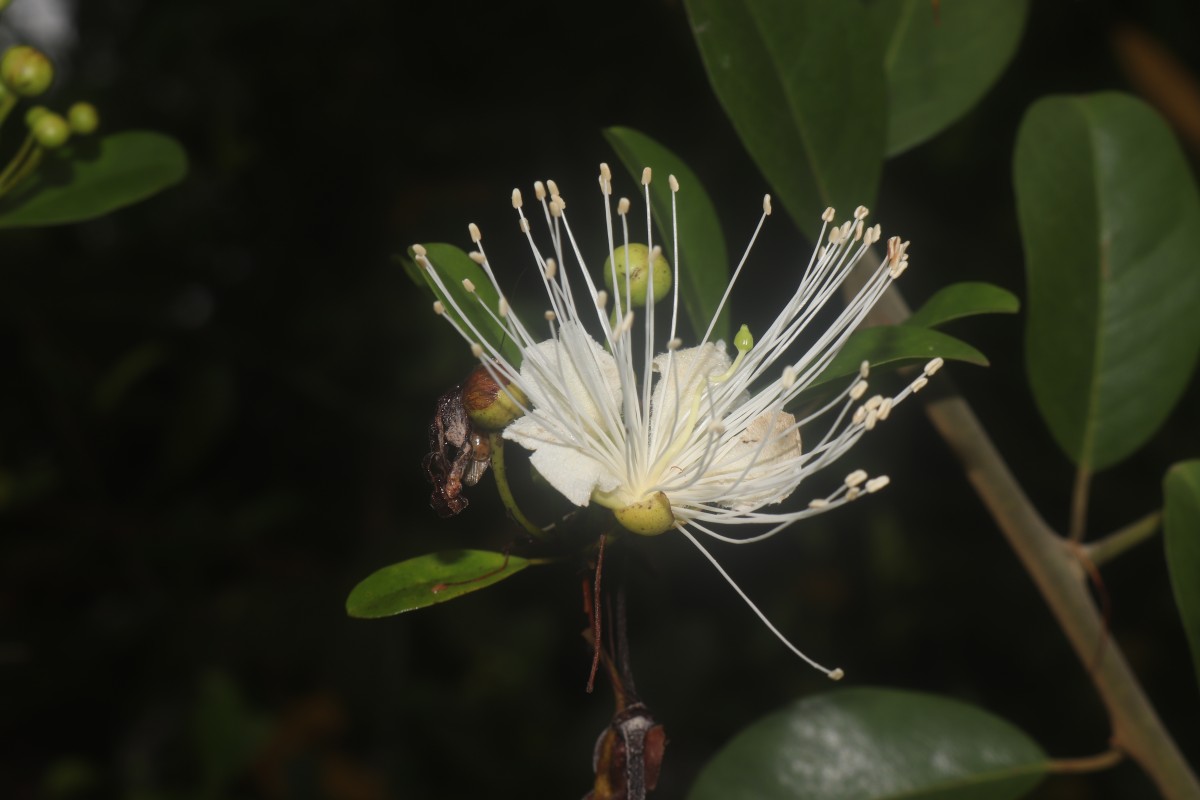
top-left (505, 416), bottom-right (621, 506)
top-left (650, 342), bottom-right (730, 445)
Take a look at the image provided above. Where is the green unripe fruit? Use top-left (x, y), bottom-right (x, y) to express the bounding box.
top-left (67, 101), bottom-right (99, 135)
top-left (613, 491), bottom-right (675, 536)
top-left (25, 105), bottom-right (50, 128)
top-left (32, 112), bottom-right (70, 149)
top-left (1, 45), bottom-right (54, 97)
top-left (603, 243), bottom-right (671, 307)
top-left (462, 364), bottom-right (526, 431)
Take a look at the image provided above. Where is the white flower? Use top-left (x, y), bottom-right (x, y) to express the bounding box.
top-left (414, 164), bottom-right (941, 679)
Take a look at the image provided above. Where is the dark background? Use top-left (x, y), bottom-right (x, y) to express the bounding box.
top-left (2, 0), bottom-right (1199, 798)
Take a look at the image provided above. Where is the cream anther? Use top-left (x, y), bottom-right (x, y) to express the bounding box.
top-left (432, 300), bottom-right (445, 315)
top-left (866, 476), bottom-right (890, 493)
top-left (498, 297), bottom-right (510, 317)
top-left (519, 218), bottom-right (530, 233)
top-left (854, 205), bottom-right (869, 221)
top-left (414, 255), bottom-right (430, 269)
top-left (708, 420), bottom-right (726, 435)
top-left (600, 163), bottom-right (612, 181)
top-left (925, 357), bottom-right (944, 376)
top-left (839, 221), bottom-right (853, 240)
top-left (865, 409), bottom-right (879, 430)
top-left (845, 469), bottom-right (868, 487)
top-left (470, 342), bottom-right (483, 358)
top-left (846, 487), bottom-right (862, 501)
top-left (544, 258), bottom-right (558, 280)
top-left (469, 251), bottom-right (486, 265)
top-left (534, 181), bottom-right (546, 201)
top-left (859, 361), bottom-right (870, 378)
top-left (763, 194), bottom-right (773, 215)
top-left (809, 498), bottom-right (830, 509)
top-left (549, 197), bottom-right (564, 217)
top-left (650, 245), bottom-right (662, 260)
top-left (850, 380), bottom-right (867, 400)
top-left (468, 223), bottom-right (482, 243)
top-left (911, 376), bottom-right (929, 393)
top-left (822, 207), bottom-right (836, 222)
top-left (544, 310), bottom-right (556, 322)
top-left (667, 337), bottom-right (682, 350)
top-left (669, 174), bottom-right (680, 193)
top-left (865, 395), bottom-right (883, 411)
top-left (852, 406), bottom-right (867, 425)
top-left (782, 366), bottom-right (798, 389)
top-left (828, 668), bottom-right (845, 681)
top-left (641, 167), bottom-right (652, 186)
top-left (511, 188), bottom-right (523, 209)
top-left (596, 290), bottom-right (608, 310)
top-left (547, 179), bottom-right (560, 198)
top-left (462, 278), bottom-right (476, 293)
top-left (863, 225), bottom-right (880, 246)
top-left (617, 197), bottom-right (631, 216)
top-left (412, 243), bottom-right (427, 257)
top-left (829, 227), bottom-right (844, 245)
top-left (877, 397), bottom-right (893, 420)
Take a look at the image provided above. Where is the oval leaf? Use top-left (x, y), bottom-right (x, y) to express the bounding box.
top-left (346, 550), bottom-right (529, 618)
top-left (684, 0), bottom-right (886, 239)
top-left (812, 324), bottom-right (987, 390)
top-left (872, 0), bottom-right (1029, 155)
top-left (1015, 93), bottom-right (1200, 470)
top-left (1165, 460), bottom-right (1200, 691)
top-left (689, 688), bottom-right (1047, 800)
top-left (413, 243), bottom-right (521, 365)
top-left (907, 281), bottom-right (1020, 328)
top-left (603, 126), bottom-right (731, 343)
top-left (0, 131), bottom-right (187, 228)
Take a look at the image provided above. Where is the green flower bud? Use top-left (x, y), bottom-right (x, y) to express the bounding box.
top-left (32, 112), bottom-right (70, 149)
top-left (462, 364), bottom-right (526, 431)
top-left (734, 324), bottom-right (754, 353)
top-left (1, 45), bottom-right (54, 97)
top-left (613, 491), bottom-right (675, 536)
top-left (24, 104), bottom-right (51, 128)
top-left (603, 243), bottom-right (671, 307)
top-left (67, 101), bottom-right (99, 135)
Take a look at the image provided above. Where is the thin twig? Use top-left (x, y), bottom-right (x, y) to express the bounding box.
top-left (1085, 511), bottom-right (1163, 568)
top-left (1046, 748), bottom-right (1125, 774)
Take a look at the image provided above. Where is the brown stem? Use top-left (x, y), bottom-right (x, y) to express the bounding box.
top-left (856, 275), bottom-right (1199, 799)
top-left (1046, 748), bottom-right (1125, 774)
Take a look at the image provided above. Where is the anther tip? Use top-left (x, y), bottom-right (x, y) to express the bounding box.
top-left (828, 668), bottom-right (845, 681)
top-left (511, 188), bottom-right (523, 209)
top-left (641, 166), bottom-right (652, 185)
top-left (763, 194), bottom-right (772, 215)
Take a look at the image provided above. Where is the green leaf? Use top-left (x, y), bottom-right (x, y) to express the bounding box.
top-left (871, 0), bottom-right (1029, 155)
top-left (1015, 93), bottom-right (1200, 470)
top-left (603, 126), bottom-right (731, 343)
top-left (689, 688), bottom-right (1047, 800)
top-left (413, 243), bottom-right (522, 365)
top-left (684, 0), bottom-right (886, 239)
top-left (907, 281), bottom-right (1020, 328)
top-left (811, 324), bottom-right (986, 389)
top-left (0, 131), bottom-right (187, 228)
top-left (1165, 460), bottom-right (1200, 690)
top-left (346, 550), bottom-right (530, 618)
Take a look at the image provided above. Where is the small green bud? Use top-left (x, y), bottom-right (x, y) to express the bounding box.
top-left (1, 45), bottom-right (54, 97)
top-left (462, 364), bottom-right (526, 431)
top-left (613, 491), bottom-right (675, 536)
top-left (32, 112), bottom-right (70, 149)
top-left (24, 104), bottom-right (51, 128)
top-left (67, 101), bottom-right (99, 135)
top-left (603, 243), bottom-right (671, 307)
top-left (734, 324), bottom-right (754, 353)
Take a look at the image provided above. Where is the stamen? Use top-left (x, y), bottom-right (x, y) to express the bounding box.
top-left (641, 167), bottom-right (652, 186)
top-left (468, 223), bottom-right (482, 243)
top-left (544, 310), bottom-right (556, 321)
top-left (432, 300), bottom-right (445, 315)
top-left (866, 476), bottom-right (890, 493)
top-left (763, 194), bottom-right (772, 215)
top-left (822, 207), bottom-right (836, 222)
top-left (854, 205), bottom-right (869, 220)
top-left (925, 357), bottom-right (944, 376)
top-left (470, 342), bottom-right (483, 358)
top-left (850, 380), bottom-right (868, 400)
top-left (469, 252), bottom-right (486, 265)
top-left (547, 179), bottom-right (560, 198)
top-left (412, 243), bottom-right (427, 257)
top-left (462, 278), bottom-right (476, 293)
top-left (534, 181), bottom-right (546, 201)
top-left (911, 375), bottom-right (929, 393)
top-left (669, 174), bottom-right (679, 193)
top-left (511, 188), bottom-right (523, 209)
top-left (845, 470), bottom-right (868, 488)
top-left (544, 258), bottom-right (557, 280)
top-left (498, 297), bottom-right (509, 317)
top-left (859, 361), bottom-right (870, 378)
top-left (596, 290), bottom-right (608, 310)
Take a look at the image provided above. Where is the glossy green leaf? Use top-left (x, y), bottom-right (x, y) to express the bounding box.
top-left (1165, 460), bottom-right (1200, 690)
top-left (811, 324), bottom-right (986, 390)
top-left (346, 550), bottom-right (530, 618)
top-left (603, 126), bottom-right (731, 343)
top-left (0, 131), bottom-right (187, 227)
top-left (1015, 93), bottom-right (1200, 470)
top-left (907, 281), bottom-right (1020, 328)
top-left (412, 243), bottom-right (521, 365)
top-left (871, 0), bottom-right (1029, 155)
top-left (689, 688), bottom-right (1047, 800)
top-left (684, 0), bottom-right (886, 239)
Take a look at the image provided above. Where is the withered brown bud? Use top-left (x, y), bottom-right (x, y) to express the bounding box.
top-left (462, 364), bottom-right (526, 431)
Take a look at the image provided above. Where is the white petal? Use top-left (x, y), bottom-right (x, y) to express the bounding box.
top-left (704, 410), bottom-right (803, 511)
top-left (519, 321), bottom-right (621, 428)
top-left (650, 342), bottom-right (730, 443)
top-left (505, 416), bottom-right (620, 506)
